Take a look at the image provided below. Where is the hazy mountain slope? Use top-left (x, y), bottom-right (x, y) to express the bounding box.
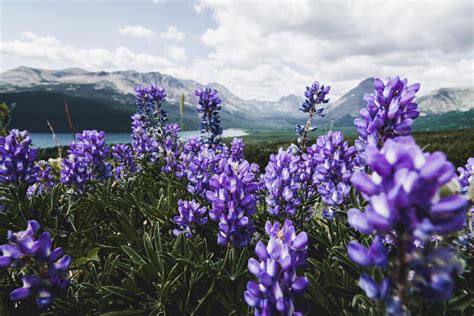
top-left (1, 67), bottom-right (472, 132)
top-left (417, 88), bottom-right (473, 114)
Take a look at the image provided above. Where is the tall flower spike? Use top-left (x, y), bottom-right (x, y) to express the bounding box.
top-left (0, 220), bottom-right (71, 309)
top-left (195, 87), bottom-right (223, 147)
top-left (112, 143), bottom-right (136, 179)
top-left (458, 157), bottom-right (473, 193)
top-left (299, 131), bottom-right (356, 209)
top-left (244, 219), bottom-right (309, 315)
top-left (173, 199), bottom-right (208, 238)
top-left (264, 148), bottom-right (301, 217)
top-left (206, 159), bottom-right (259, 247)
top-left (354, 77), bottom-right (420, 164)
top-left (295, 81), bottom-right (330, 151)
top-left (60, 130), bottom-right (112, 189)
top-left (347, 136), bottom-right (468, 312)
top-left (131, 113), bottom-right (160, 164)
top-left (27, 160), bottom-right (56, 197)
top-left (0, 129), bottom-right (39, 184)
top-left (135, 85), bottom-right (167, 125)
top-left (184, 146), bottom-right (226, 198)
top-left (176, 136), bottom-right (203, 178)
top-left (230, 138), bottom-right (245, 163)
top-left (161, 123), bottom-right (182, 174)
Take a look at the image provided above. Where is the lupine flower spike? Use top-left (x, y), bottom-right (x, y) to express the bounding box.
top-left (195, 87), bottom-right (223, 148)
top-left (354, 77), bottom-right (420, 165)
top-left (244, 219), bottom-right (309, 315)
top-left (347, 136), bottom-right (468, 313)
top-left (295, 81), bottom-right (330, 151)
top-left (0, 129), bottom-right (39, 184)
top-left (0, 220), bottom-right (72, 309)
top-left (60, 130), bottom-right (112, 189)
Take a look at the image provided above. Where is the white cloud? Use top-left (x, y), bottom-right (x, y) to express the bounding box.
top-left (194, 0), bottom-right (473, 100)
top-left (152, 0), bottom-right (166, 4)
top-left (166, 46), bottom-right (187, 61)
top-left (160, 26), bottom-right (185, 41)
top-left (118, 25), bottom-right (155, 39)
top-left (1, 32), bottom-right (172, 71)
top-left (1, 0), bottom-right (472, 102)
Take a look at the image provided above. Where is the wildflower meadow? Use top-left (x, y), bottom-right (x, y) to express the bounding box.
top-left (0, 77), bottom-right (473, 315)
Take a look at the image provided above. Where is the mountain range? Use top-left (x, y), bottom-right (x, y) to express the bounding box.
top-left (0, 66), bottom-right (472, 133)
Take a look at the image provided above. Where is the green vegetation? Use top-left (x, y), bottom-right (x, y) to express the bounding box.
top-left (0, 102), bottom-right (12, 136)
top-left (241, 128), bottom-right (474, 169)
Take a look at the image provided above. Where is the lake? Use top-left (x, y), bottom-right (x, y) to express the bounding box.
top-left (30, 129), bottom-right (248, 148)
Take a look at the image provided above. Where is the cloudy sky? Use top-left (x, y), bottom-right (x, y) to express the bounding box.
top-left (1, 0), bottom-right (473, 101)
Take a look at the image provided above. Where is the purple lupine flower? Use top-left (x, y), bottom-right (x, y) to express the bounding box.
top-left (457, 157), bottom-right (474, 251)
top-left (112, 144), bottom-right (136, 179)
top-left (195, 87), bottom-right (223, 147)
top-left (176, 136), bottom-right (203, 178)
top-left (60, 130), bottom-right (112, 189)
top-left (206, 159), bottom-right (259, 247)
top-left (135, 85), bottom-right (167, 124)
top-left (0, 129), bottom-right (39, 184)
top-left (244, 219), bottom-right (308, 315)
top-left (347, 136), bottom-right (469, 310)
top-left (295, 81), bottom-right (330, 150)
top-left (354, 77), bottom-right (420, 164)
top-left (131, 114), bottom-right (160, 164)
top-left (185, 147), bottom-right (221, 197)
top-left (161, 123), bottom-right (182, 174)
top-left (299, 131), bottom-right (356, 209)
top-left (264, 148), bottom-right (301, 217)
top-left (230, 138), bottom-right (245, 163)
top-left (27, 160), bottom-right (56, 197)
top-left (0, 220), bottom-right (71, 309)
top-left (458, 157), bottom-right (473, 193)
top-left (173, 199), bottom-right (208, 238)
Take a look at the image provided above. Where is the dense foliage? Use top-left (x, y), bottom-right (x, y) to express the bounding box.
top-left (1, 78), bottom-right (473, 315)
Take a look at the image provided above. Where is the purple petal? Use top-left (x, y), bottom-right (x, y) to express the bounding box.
top-left (348, 208), bottom-right (373, 234)
top-left (10, 288), bottom-right (32, 301)
top-left (292, 277), bottom-right (309, 292)
top-left (359, 273), bottom-right (378, 299)
top-left (255, 241), bottom-right (268, 260)
top-left (348, 241), bottom-right (371, 266)
top-left (292, 232), bottom-right (308, 250)
top-left (351, 172), bottom-right (378, 196)
top-left (248, 258), bottom-right (260, 276)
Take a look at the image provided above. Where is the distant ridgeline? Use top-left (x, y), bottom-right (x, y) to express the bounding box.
top-left (0, 66), bottom-right (473, 132)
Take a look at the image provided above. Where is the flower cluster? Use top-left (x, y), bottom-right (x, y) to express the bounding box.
top-left (27, 160), bottom-right (56, 197)
top-left (347, 136), bottom-right (469, 311)
top-left (458, 157), bottom-right (473, 193)
top-left (244, 220), bottom-right (308, 315)
top-left (131, 114), bottom-right (160, 164)
top-left (60, 130), bottom-right (112, 189)
top-left (161, 123), bottom-right (182, 174)
top-left (173, 199), bottom-right (208, 238)
top-left (184, 147), bottom-right (222, 197)
top-left (354, 77), bottom-right (420, 163)
top-left (295, 81), bottom-right (330, 150)
top-left (176, 136), bottom-right (203, 178)
top-left (230, 138), bottom-right (245, 163)
top-left (0, 129), bottom-right (39, 184)
top-left (264, 148), bottom-right (301, 217)
top-left (0, 220), bottom-right (71, 309)
top-left (300, 131), bottom-right (356, 208)
top-left (206, 160), bottom-right (259, 247)
top-left (112, 144), bottom-right (136, 179)
top-left (135, 85), bottom-right (168, 124)
top-left (195, 87), bottom-right (223, 147)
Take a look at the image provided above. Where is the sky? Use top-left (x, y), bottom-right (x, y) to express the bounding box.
top-left (0, 0), bottom-right (473, 101)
